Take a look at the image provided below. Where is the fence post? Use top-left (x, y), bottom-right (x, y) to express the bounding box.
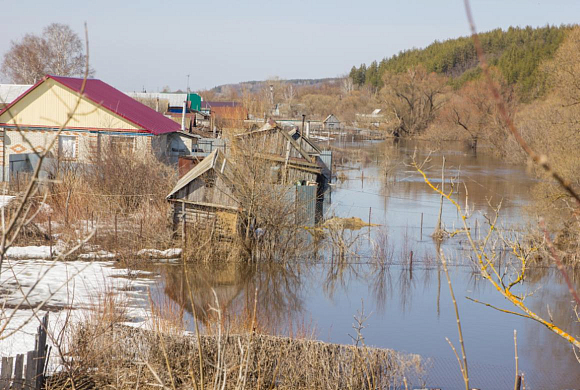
top-left (12, 354), bottom-right (24, 390)
top-left (24, 351), bottom-right (36, 389)
top-left (0, 356), bottom-right (13, 390)
top-left (48, 216), bottom-right (52, 260)
top-left (368, 207), bottom-right (372, 239)
top-left (35, 313), bottom-right (48, 390)
top-left (181, 201), bottom-right (186, 259)
top-left (114, 212), bottom-right (118, 248)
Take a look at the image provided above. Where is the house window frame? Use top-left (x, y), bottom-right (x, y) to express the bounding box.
top-left (59, 135), bottom-right (78, 160)
top-left (109, 135), bottom-right (136, 154)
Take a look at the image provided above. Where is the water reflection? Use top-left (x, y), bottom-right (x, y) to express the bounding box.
top-left (153, 139), bottom-right (580, 389)
top-left (161, 261), bottom-right (305, 332)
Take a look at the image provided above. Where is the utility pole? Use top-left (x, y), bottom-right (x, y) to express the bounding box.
top-left (269, 84), bottom-right (275, 116)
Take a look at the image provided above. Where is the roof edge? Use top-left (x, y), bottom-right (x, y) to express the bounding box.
top-left (0, 76), bottom-right (50, 117)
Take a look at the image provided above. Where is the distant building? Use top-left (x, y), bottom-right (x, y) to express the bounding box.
top-left (322, 114), bottom-right (341, 130)
top-left (126, 92), bottom-right (202, 112)
top-left (355, 108), bottom-right (386, 128)
top-left (201, 101), bottom-right (248, 121)
top-left (0, 75), bottom-right (197, 181)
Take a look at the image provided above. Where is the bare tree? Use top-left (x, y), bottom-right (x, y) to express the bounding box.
top-left (439, 68), bottom-right (515, 151)
top-left (2, 23), bottom-right (93, 84)
top-left (283, 83), bottom-right (295, 105)
top-left (341, 77), bottom-right (354, 95)
top-left (381, 65), bottom-right (447, 136)
top-left (43, 24), bottom-right (88, 78)
top-left (1, 34), bottom-right (48, 84)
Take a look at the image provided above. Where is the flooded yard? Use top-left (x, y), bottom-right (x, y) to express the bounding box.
top-left (150, 139), bottom-right (580, 389)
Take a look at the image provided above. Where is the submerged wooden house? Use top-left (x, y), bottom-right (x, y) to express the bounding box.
top-left (166, 149), bottom-right (240, 236)
top-left (235, 120), bottom-right (328, 186)
top-left (167, 120), bottom-right (330, 237)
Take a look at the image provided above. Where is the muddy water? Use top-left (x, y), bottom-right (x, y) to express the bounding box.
top-left (151, 140), bottom-right (580, 390)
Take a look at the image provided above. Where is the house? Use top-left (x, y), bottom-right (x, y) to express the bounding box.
top-left (167, 120), bottom-right (330, 235)
top-left (201, 101), bottom-right (248, 121)
top-left (235, 120), bottom-right (324, 185)
top-left (167, 148), bottom-right (241, 237)
top-left (235, 120), bottom-right (329, 224)
top-left (355, 108), bottom-right (386, 128)
top-left (0, 75), bottom-right (197, 181)
top-left (126, 92), bottom-right (202, 112)
top-left (322, 114), bottom-right (341, 131)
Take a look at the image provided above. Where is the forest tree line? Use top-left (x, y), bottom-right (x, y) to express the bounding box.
top-left (349, 25), bottom-right (569, 100)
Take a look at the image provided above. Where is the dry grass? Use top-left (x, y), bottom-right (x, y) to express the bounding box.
top-left (17, 146), bottom-right (178, 259)
top-left (67, 324), bottom-right (424, 390)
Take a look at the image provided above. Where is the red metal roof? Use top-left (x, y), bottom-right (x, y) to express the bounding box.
top-left (1, 75), bottom-right (180, 135)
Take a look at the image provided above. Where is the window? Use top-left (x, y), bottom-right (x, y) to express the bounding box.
top-left (59, 135), bottom-right (77, 159)
top-left (110, 136), bottom-right (135, 154)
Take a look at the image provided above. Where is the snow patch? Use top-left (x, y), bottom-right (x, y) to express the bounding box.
top-left (0, 259), bottom-right (158, 357)
top-left (137, 248), bottom-right (182, 259)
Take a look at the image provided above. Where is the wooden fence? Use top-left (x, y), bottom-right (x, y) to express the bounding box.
top-left (0, 313), bottom-right (49, 390)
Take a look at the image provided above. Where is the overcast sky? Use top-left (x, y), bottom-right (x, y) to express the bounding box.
top-left (1, 0), bottom-right (578, 92)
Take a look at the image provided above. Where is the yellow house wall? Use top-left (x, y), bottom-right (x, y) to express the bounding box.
top-left (3, 130), bottom-right (154, 160)
top-left (0, 79), bottom-right (140, 131)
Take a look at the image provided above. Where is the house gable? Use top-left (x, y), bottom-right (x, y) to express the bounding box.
top-left (323, 114), bottom-right (340, 124)
top-left (0, 78), bottom-right (141, 131)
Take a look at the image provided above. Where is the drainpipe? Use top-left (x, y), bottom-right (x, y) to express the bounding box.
top-left (2, 128), bottom-right (5, 182)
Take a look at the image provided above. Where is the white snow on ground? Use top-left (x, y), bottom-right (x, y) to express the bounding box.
top-left (309, 135), bottom-right (332, 141)
top-left (77, 250), bottom-right (116, 260)
top-left (5, 245), bottom-right (55, 259)
top-left (4, 245), bottom-right (182, 260)
top-left (0, 195), bottom-right (15, 208)
top-left (0, 195), bottom-right (52, 213)
top-left (0, 257), bottom-right (159, 358)
top-left (137, 248), bottom-right (182, 260)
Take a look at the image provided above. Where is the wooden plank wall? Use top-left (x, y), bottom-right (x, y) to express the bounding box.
top-left (172, 201), bottom-right (239, 238)
top-left (0, 313), bottom-right (49, 390)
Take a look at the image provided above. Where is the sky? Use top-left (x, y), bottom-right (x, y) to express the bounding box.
top-left (1, 0), bottom-right (579, 92)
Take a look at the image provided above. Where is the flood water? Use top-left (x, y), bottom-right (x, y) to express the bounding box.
top-left (151, 139), bottom-right (580, 390)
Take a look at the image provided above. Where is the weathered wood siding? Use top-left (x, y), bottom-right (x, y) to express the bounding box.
top-left (285, 167), bottom-right (317, 184)
top-left (171, 201), bottom-right (239, 236)
top-left (241, 130), bottom-right (308, 161)
top-left (173, 172), bottom-right (239, 209)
